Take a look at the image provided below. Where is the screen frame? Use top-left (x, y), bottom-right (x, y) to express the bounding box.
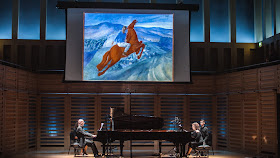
top-left (65, 8), bottom-right (191, 83)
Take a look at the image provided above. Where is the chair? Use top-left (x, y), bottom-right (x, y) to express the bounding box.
top-left (196, 132), bottom-right (214, 157)
top-left (68, 130), bottom-right (85, 156)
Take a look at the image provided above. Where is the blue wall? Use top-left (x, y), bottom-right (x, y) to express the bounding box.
top-left (46, 0), bottom-right (66, 40)
top-left (0, 0), bottom-right (12, 39)
top-left (210, 0), bottom-right (230, 42)
top-left (18, 0), bottom-right (41, 39)
top-left (0, 0), bottom-right (273, 43)
top-left (236, 0), bottom-right (255, 43)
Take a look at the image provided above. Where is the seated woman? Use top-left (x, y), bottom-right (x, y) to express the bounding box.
top-left (75, 119), bottom-right (99, 157)
top-left (186, 122), bottom-right (203, 156)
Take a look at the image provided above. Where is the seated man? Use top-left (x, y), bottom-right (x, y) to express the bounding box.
top-left (200, 119), bottom-right (209, 144)
top-left (186, 122), bottom-right (203, 156)
top-left (75, 119), bottom-right (99, 157)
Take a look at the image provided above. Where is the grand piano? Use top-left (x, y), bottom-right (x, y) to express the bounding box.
top-left (93, 107), bottom-right (192, 157)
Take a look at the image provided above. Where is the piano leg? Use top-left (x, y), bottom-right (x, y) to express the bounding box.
top-left (102, 142), bottom-right (106, 156)
top-left (181, 143), bottom-right (186, 157)
top-left (120, 140), bottom-right (124, 156)
top-left (159, 141), bottom-right (162, 154)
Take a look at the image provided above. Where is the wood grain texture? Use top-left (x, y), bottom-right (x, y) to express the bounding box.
top-left (0, 63), bottom-right (279, 157)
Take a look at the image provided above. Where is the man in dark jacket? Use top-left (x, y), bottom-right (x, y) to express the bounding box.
top-left (76, 119), bottom-right (99, 156)
top-left (199, 119), bottom-right (209, 144)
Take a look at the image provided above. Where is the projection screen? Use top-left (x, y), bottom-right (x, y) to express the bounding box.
top-left (65, 8), bottom-right (190, 82)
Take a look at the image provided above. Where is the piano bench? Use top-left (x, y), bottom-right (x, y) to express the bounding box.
top-left (196, 145), bottom-right (210, 158)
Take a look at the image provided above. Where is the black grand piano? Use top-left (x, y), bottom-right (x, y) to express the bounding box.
top-left (93, 107), bottom-right (192, 157)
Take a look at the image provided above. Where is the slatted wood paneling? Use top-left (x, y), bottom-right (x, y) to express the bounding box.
top-left (100, 95), bottom-right (126, 130)
top-left (100, 95), bottom-right (126, 148)
top-left (28, 94), bottom-right (37, 150)
top-left (159, 96), bottom-right (186, 146)
top-left (0, 65), bottom-right (3, 153)
top-left (260, 92), bottom-right (277, 156)
top-left (38, 74), bottom-right (67, 93)
top-left (215, 75), bottom-right (228, 93)
top-left (160, 96), bottom-right (185, 131)
top-left (228, 94), bottom-right (243, 152)
top-left (3, 67), bottom-right (17, 153)
top-left (1, 62), bottom-right (280, 156)
top-left (228, 72), bottom-right (243, 92)
top-left (131, 95), bottom-right (155, 146)
top-left (3, 91), bottom-right (17, 153)
top-left (189, 76), bottom-right (215, 94)
top-left (189, 95), bottom-right (213, 131)
top-left (216, 95), bottom-right (228, 150)
top-left (16, 92), bottom-right (29, 152)
top-left (243, 93), bottom-right (259, 154)
top-left (70, 96), bottom-right (97, 133)
top-left (4, 67), bottom-right (17, 90)
top-left (40, 96), bottom-right (65, 148)
top-left (259, 66), bottom-right (277, 90)
top-left (243, 69), bottom-right (258, 91)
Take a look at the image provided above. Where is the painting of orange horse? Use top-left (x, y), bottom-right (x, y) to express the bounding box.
top-left (96, 41), bottom-right (145, 76)
top-left (96, 20), bottom-right (145, 76)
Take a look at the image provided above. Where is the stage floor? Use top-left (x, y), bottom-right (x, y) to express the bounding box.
top-left (2, 149), bottom-right (255, 158)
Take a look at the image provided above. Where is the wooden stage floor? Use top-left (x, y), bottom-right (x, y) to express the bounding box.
top-left (2, 149), bottom-right (257, 158)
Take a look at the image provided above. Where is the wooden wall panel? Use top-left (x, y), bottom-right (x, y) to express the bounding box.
top-left (131, 95), bottom-right (155, 146)
top-left (3, 91), bottom-right (17, 153)
top-left (0, 64), bottom-right (38, 154)
top-left (39, 95), bottom-right (65, 149)
top-left (215, 75), bottom-right (228, 93)
top-left (259, 92), bottom-right (277, 156)
top-left (17, 70), bottom-right (28, 91)
top-left (243, 69), bottom-right (258, 91)
top-left (189, 75), bottom-right (215, 94)
top-left (258, 65), bottom-right (277, 90)
top-left (159, 95), bottom-right (186, 146)
top-left (228, 94), bottom-right (243, 152)
top-left (99, 95), bottom-right (126, 130)
top-left (16, 92), bottom-right (29, 152)
top-left (28, 72), bottom-right (37, 93)
top-left (70, 95), bottom-right (97, 133)
top-left (131, 95), bottom-right (155, 116)
top-left (38, 74), bottom-right (66, 93)
top-left (243, 93), bottom-right (259, 154)
top-left (189, 95), bottom-right (213, 131)
top-left (68, 83), bottom-right (97, 93)
top-left (130, 84), bottom-right (156, 93)
top-left (277, 65), bottom-right (280, 93)
top-left (4, 67), bottom-right (17, 90)
top-left (28, 94), bottom-right (37, 150)
top-left (158, 84), bottom-right (187, 93)
top-left (0, 89), bottom-right (2, 153)
top-left (216, 95), bottom-right (228, 150)
top-left (228, 72), bottom-right (243, 92)
top-left (159, 95), bottom-right (185, 131)
top-left (1, 62), bottom-right (280, 156)
top-left (0, 65), bottom-right (3, 153)
top-left (98, 84), bottom-right (128, 93)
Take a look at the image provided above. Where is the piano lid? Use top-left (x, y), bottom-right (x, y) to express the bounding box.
top-left (110, 107), bottom-right (164, 130)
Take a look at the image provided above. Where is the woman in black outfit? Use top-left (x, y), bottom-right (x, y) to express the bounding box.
top-left (186, 122), bottom-right (203, 156)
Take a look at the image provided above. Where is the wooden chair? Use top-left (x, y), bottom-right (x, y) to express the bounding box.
top-left (68, 130), bottom-right (85, 157)
top-left (196, 132), bottom-right (214, 157)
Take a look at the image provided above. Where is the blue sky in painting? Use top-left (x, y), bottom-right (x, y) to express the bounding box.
top-left (84, 13), bottom-right (173, 29)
